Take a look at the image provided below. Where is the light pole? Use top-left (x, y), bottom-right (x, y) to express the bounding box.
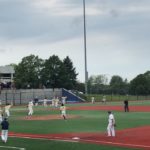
top-left (83, 0), bottom-right (88, 95)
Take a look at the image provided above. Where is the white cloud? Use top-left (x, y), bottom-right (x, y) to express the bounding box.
top-left (0, 0), bottom-right (150, 82)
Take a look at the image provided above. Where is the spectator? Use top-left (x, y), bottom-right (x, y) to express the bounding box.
top-left (34, 96), bottom-right (39, 106)
top-left (91, 97), bottom-right (95, 104)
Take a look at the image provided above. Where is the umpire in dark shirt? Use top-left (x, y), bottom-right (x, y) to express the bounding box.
top-left (124, 100), bottom-right (129, 112)
top-left (1, 118), bottom-right (9, 143)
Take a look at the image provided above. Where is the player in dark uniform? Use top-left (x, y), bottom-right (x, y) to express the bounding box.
top-left (124, 100), bottom-right (129, 112)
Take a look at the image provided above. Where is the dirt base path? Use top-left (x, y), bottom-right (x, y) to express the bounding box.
top-left (69, 105), bottom-right (150, 112)
top-left (20, 115), bottom-right (80, 120)
top-left (9, 126), bottom-right (150, 150)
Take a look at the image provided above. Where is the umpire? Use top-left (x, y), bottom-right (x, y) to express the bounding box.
top-left (124, 100), bottom-right (129, 112)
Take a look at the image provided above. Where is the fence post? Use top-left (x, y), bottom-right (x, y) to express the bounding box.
top-left (5, 91), bottom-right (7, 104)
top-left (20, 90), bottom-right (22, 105)
top-left (13, 90), bottom-right (15, 106)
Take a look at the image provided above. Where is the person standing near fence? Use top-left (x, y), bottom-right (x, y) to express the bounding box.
top-left (28, 101), bottom-right (34, 116)
top-left (1, 118), bottom-right (9, 143)
top-left (55, 97), bottom-right (59, 108)
top-left (4, 103), bottom-right (12, 117)
top-left (61, 96), bottom-right (67, 104)
top-left (34, 96), bottom-right (39, 106)
top-left (43, 97), bottom-right (48, 107)
top-left (91, 97), bottom-right (95, 104)
top-left (102, 95), bottom-right (106, 104)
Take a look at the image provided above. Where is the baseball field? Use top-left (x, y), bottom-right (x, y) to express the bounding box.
top-left (1, 100), bottom-right (150, 150)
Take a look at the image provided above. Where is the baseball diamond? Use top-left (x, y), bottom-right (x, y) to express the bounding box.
top-left (0, 100), bottom-right (150, 150)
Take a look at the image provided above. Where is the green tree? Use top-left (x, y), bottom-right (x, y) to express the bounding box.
top-left (129, 73), bottom-right (149, 95)
top-left (143, 71), bottom-right (150, 93)
top-left (75, 81), bottom-right (85, 93)
top-left (41, 55), bottom-right (63, 88)
top-left (61, 56), bottom-right (78, 89)
top-left (88, 75), bottom-right (108, 94)
top-left (14, 55), bottom-right (44, 88)
top-left (109, 75), bottom-right (126, 94)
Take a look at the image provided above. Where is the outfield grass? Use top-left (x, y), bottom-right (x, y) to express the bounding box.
top-left (1, 101), bottom-right (149, 150)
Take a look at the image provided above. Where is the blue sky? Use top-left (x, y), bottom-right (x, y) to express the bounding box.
top-left (0, 0), bottom-right (150, 82)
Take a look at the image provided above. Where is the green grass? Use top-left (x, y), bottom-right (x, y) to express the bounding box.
top-left (87, 94), bottom-right (150, 102)
top-left (10, 101), bottom-right (150, 133)
top-left (0, 137), bottom-right (139, 150)
top-left (1, 101), bottom-right (150, 150)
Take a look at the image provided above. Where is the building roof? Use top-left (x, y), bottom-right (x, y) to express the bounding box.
top-left (0, 66), bottom-right (15, 74)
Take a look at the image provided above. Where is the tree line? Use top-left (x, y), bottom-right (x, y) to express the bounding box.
top-left (14, 54), bottom-right (78, 90)
top-left (88, 72), bottom-right (150, 96)
top-left (11, 54), bottom-right (150, 96)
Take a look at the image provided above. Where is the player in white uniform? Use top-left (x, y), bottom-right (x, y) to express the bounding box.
top-left (55, 97), bottom-right (59, 108)
top-left (102, 95), bottom-right (106, 104)
top-left (51, 97), bottom-right (55, 106)
top-left (43, 97), bottom-right (47, 107)
top-left (91, 97), bottom-right (95, 104)
top-left (60, 103), bottom-right (66, 120)
top-left (4, 104), bottom-right (12, 117)
top-left (28, 101), bottom-right (34, 116)
top-left (61, 96), bottom-right (67, 104)
top-left (107, 111), bottom-right (116, 137)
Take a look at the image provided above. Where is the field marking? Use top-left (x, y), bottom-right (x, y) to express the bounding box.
top-left (9, 135), bottom-right (150, 149)
top-left (80, 139), bottom-right (150, 148)
top-left (10, 135), bottom-right (78, 143)
top-left (0, 145), bottom-right (25, 150)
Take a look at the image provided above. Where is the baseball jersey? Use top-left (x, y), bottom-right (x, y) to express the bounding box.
top-left (60, 106), bottom-right (66, 111)
top-left (5, 105), bottom-right (11, 111)
top-left (28, 102), bottom-right (33, 108)
top-left (108, 114), bottom-right (115, 125)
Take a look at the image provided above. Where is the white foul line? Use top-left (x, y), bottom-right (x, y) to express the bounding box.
top-left (80, 139), bottom-right (150, 149)
top-left (9, 135), bottom-right (150, 149)
top-left (10, 135), bottom-right (78, 143)
top-left (0, 145), bottom-right (25, 150)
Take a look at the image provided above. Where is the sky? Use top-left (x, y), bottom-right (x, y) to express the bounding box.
top-left (0, 0), bottom-right (150, 82)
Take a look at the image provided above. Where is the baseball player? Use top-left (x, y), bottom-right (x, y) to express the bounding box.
top-left (91, 97), bottom-right (95, 104)
top-left (51, 97), bottom-right (55, 106)
top-left (43, 97), bottom-right (48, 107)
top-left (107, 111), bottom-right (116, 137)
top-left (102, 95), bottom-right (106, 104)
top-left (34, 96), bottom-right (39, 106)
top-left (55, 97), bottom-right (59, 108)
top-left (1, 118), bottom-right (9, 143)
top-left (28, 101), bottom-right (34, 116)
top-left (60, 103), bottom-right (66, 120)
top-left (61, 96), bottom-right (67, 104)
top-left (4, 104), bottom-right (12, 117)
top-left (124, 100), bottom-right (129, 112)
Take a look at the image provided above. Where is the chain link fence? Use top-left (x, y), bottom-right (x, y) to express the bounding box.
top-left (0, 88), bottom-right (62, 105)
